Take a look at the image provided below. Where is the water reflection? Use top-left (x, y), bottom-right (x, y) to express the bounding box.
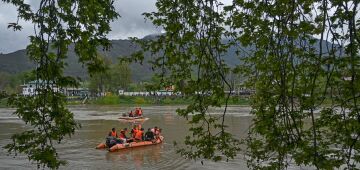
top-left (105, 144), bottom-right (162, 168)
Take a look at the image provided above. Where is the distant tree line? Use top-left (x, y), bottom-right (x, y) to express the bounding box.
top-left (88, 61), bottom-right (132, 94)
top-left (0, 71), bottom-right (35, 93)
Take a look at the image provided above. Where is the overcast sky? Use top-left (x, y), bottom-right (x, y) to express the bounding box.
top-left (0, 0), bottom-right (161, 54)
top-left (0, 0), bottom-right (232, 54)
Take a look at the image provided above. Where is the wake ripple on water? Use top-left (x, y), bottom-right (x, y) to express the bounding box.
top-left (142, 142), bottom-right (189, 170)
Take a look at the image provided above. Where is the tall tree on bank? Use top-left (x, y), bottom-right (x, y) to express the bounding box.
top-left (132, 0), bottom-right (240, 161)
top-left (88, 61), bottom-right (132, 94)
top-left (227, 0), bottom-right (360, 169)
top-left (134, 0), bottom-right (360, 169)
top-left (2, 0), bottom-right (119, 169)
top-left (108, 62), bottom-right (132, 91)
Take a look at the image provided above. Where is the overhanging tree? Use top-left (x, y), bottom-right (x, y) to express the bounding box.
top-left (132, 0), bottom-right (241, 162)
top-left (3, 0), bottom-right (360, 169)
top-left (2, 0), bottom-right (119, 169)
top-left (134, 0), bottom-right (360, 169)
top-left (227, 0), bottom-right (360, 169)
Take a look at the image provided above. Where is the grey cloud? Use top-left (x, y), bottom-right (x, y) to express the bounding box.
top-left (0, 0), bottom-right (232, 54)
top-left (108, 0), bottom-right (161, 39)
top-left (0, 3), bottom-right (32, 54)
top-left (0, 0), bottom-right (160, 53)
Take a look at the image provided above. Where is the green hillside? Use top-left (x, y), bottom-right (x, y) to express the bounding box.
top-left (0, 35), bottom-right (333, 82)
top-left (0, 39), bottom-right (156, 82)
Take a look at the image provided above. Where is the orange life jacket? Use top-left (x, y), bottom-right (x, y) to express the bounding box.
top-left (138, 109), bottom-right (142, 116)
top-left (132, 129), bottom-right (138, 138)
top-left (135, 130), bottom-right (143, 140)
top-left (110, 131), bottom-right (117, 137)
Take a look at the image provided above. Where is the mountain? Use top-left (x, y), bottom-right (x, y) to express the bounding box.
top-left (0, 37), bottom-right (241, 82)
top-left (0, 35), bottom-right (335, 82)
top-left (0, 39), bottom-right (155, 82)
top-left (0, 49), bottom-right (34, 74)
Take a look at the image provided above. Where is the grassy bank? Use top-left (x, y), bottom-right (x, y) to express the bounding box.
top-left (0, 98), bottom-right (8, 108)
top-left (1, 95), bottom-right (250, 107)
top-left (88, 95), bottom-right (250, 106)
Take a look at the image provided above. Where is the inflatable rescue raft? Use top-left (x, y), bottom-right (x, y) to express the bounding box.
top-left (118, 116), bottom-right (149, 122)
top-left (96, 136), bottom-right (164, 152)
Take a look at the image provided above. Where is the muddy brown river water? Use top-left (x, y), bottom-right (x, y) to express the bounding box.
top-left (0, 105), bottom-right (308, 170)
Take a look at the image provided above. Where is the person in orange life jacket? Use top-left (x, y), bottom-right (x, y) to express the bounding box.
top-left (119, 128), bottom-right (127, 139)
top-left (134, 108), bottom-right (139, 117)
top-left (135, 128), bottom-right (144, 141)
top-left (108, 127), bottom-right (118, 138)
top-left (131, 125), bottom-right (138, 138)
top-left (138, 108), bottom-right (143, 116)
top-left (106, 128), bottom-right (121, 147)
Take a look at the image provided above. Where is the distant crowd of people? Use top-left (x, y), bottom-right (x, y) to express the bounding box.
top-left (106, 125), bottom-right (162, 148)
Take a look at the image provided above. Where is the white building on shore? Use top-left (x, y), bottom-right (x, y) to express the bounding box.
top-left (21, 80), bottom-right (59, 96)
top-left (21, 80), bottom-right (88, 97)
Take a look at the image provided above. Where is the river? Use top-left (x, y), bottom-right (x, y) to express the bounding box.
top-left (0, 105), bottom-right (307, 170)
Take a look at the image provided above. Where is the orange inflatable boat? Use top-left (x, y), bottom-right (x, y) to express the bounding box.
top-left (96, 142), bottom-right (108, 149)
top-left (118, 116), bottom-right (149, 122)
top-left (95, 136), bottom-right (164, 151)
top-left (109, 136), bottom-right (164, 152)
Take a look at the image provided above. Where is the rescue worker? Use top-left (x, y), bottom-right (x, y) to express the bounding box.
top-left (151, 126), bottom-right (158, 134)
top-left (119, 128), bottom-right (127, 139)
top-left (129, 110), bottom-right (134, 117)
top-left (144, 128), bottom-right (155, 141)
top-left (134, 108), bottom-right (140, 117)
top-left (138, 108), bottom-right (143, 117)
top-left (134, 128), bottom-right (144, 141)
top-left (108, 127), bottom-right (118, 138)
top-left (155, 128), bottom-right (162, 142)
top-left (119, 128), bottom-right (134, 143)
top-left (106, 127), bottom-right (119, 147)
top-left (131, 125), bottom-right (138, 138)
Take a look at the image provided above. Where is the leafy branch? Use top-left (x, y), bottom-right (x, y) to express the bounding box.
top-left (2, 0), bottom-right (119, 169)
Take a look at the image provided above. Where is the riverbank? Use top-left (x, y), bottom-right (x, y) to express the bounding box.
top-left (0, 98), bottom-right (7, 108)
top-left (0, 96), bottom-right (250, 108)
top-left (75, 95), bottom-right (250, 106)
